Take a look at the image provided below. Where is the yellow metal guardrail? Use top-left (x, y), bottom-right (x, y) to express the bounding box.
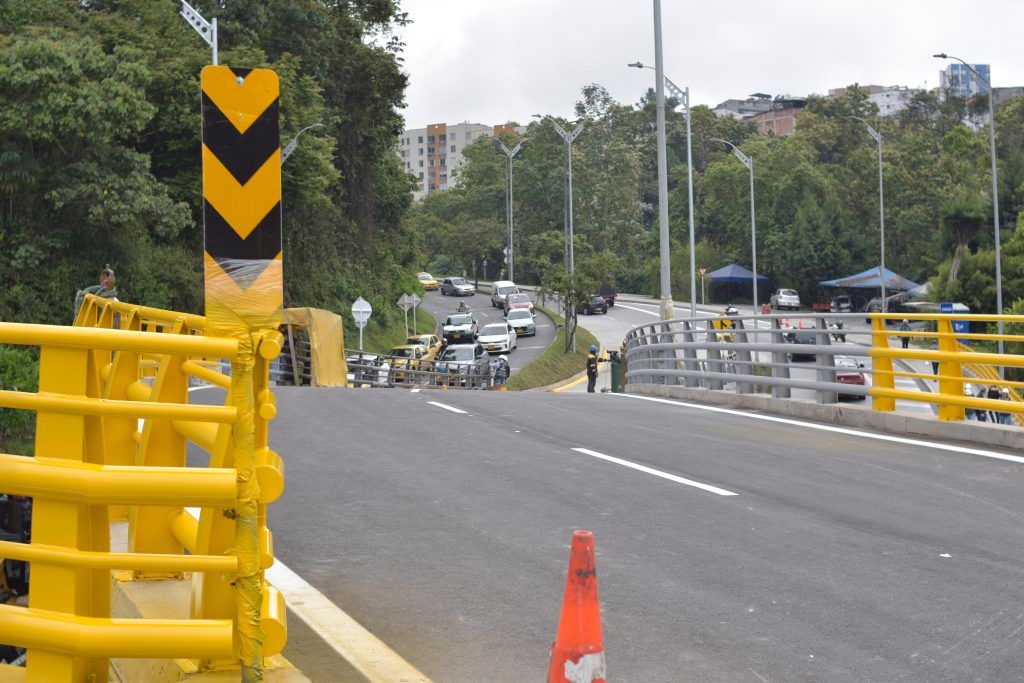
top-left (868, 312), bottom-right (1024, 422)
top-left (0, 295), bottom-right (285, 680)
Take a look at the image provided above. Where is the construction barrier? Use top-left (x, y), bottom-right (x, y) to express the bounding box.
top-left (0, 294), bottom-right (286, 681)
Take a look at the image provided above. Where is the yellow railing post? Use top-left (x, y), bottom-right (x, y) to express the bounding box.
top-left (25, 344), bottom-right (110, 682)
top-left (937, 318), bottom-right (966, 421)
top-left (869, 315), bottom-right (896, 412)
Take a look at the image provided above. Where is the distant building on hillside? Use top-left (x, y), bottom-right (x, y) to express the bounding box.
top-left (398, 121), bottom-right (526, 199)
top-left (828, 85), bottom-right (923, 118)
top-left (940, 62), bottom-right (990, 100)
top-left (747, 98), bottom-right (807, 136)
top-left (712, 93), bottom-right (774, 119)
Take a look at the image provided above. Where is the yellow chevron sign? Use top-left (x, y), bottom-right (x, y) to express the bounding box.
top-left (201, 65), bottom-right (283, 335)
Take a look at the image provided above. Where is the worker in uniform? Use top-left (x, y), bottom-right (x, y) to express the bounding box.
top-left (586, 344), bottom-right (604, 393)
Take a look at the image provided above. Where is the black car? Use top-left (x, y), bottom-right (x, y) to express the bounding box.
top-left (578, 294), bottom-right (608, 315)
top-left (783, 326), bottom-right (817, 361)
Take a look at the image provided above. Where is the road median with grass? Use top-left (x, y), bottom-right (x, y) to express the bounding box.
top-left (508, 306), bottom-right (598, 391)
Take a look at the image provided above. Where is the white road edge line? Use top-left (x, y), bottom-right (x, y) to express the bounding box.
top-left (180, 509), bottom-right (432, 682)
top-left (571, 447), bottom-right (738, 496)
top-left (612, 393), bottom-right (1024, 465)
top-left (613, 303), bottom-right (660, 317)
top-left (427, 401), bottom-right (467, 414)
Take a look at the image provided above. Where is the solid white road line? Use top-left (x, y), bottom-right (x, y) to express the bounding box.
top-left (427, 401), bottom-right (468, 414)
top-left (614, 303), bottom-right (660, 317)
top-left (571, 447), bottom-right (738, 496)
top-left (265, 562), bottom-right (433, 683)
top-left (613, 393), bottom-right (1024, 465)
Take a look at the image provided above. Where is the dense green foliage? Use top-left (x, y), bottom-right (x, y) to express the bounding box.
top-left (0, 345), bottom-right (38, 453)
top-left (0, 0), bottom-right (421, 341)
top-left (410, 84), bottom-right (1024, 312)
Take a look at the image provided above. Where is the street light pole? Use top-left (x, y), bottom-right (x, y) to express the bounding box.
top-left (935, 53), bottom-right (1004, 359)
top-left (629, 62), bottom-right (696, 319)
top-left (534, 115), bottom-right (585, 275)
top-left (850, 117), bottom-right (886, 313)
top-left (179, 0), bottom-right (217, 65)
top-left (711, 138), bottom-right (758, 314)
top-left (281, 123), bottom-right (325, 165)
top-left (496, 139), bottom-right (525, 281)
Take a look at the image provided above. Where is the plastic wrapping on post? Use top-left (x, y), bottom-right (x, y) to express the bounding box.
top-left (205, 256), bottom-right (283, 339)
top-left (282, 307), bottom-right (348, 386)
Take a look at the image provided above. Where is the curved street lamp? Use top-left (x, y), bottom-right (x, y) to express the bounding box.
top-left (934, 53), bottom-right (1004, 359)
top-left (849, 116), bottom-right (887, 313)
top-left (281, 123), bottom-right (325, 165)
top-left (710, 138), bottom-right (759, 314)
top-left (495, 138), bottom-right (526, 282)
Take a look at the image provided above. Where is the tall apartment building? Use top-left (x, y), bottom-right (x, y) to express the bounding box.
top-left (940, 63), bottom-right (990, 100)
top-left (398, 121), bottom-right (526, 199)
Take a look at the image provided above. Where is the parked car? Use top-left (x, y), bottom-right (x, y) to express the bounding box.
top-left (599, 281), bottom-right (617, 307)
top-left (417, 272), bottom-right (440, 291)
top-left (505, 308), bottom-right (537, 336)
top-left (770, 288), bottom-right (801, 310)
top-left (388, 344), bottom-right (430, 384)
top-left (405, 334), bottom-right (442, 359)
top-left (435, 342), bottom-right (491, 387)
top-left (442, 313), bottom-right (477, 343)
top-left (830, 294), bottom-right (864, 313)
top-left (440, 277), bottom-right (475, 296)
top-left (783, 325), bottom-right (817, 361)
top-left (477, 322), bottom-right (517, 353)
top-left (577, 294), bottom-right (608, 315)
top-left (503, 292), bottom-right (534, 314)
top-left (834, 355), bottom-right (866, 400)
top-left (490, 280), bottom-right (519, 308)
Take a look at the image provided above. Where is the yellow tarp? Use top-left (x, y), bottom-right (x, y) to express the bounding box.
top-left (283, 307), bottom-right (348, 387)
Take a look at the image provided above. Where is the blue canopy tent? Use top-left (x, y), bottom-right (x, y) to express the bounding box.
top-left (818, 266), bottom-right (919, 291)
top-left (708, 264), bottom-right (769, 284)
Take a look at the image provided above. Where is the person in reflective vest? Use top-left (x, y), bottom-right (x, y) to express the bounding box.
top-left (586, 344), bottom-right (605, 393)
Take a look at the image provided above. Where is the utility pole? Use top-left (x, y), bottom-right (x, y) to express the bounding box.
top-left (496, 139), bottom-right (526, 282)
top-left (711, 138), bottom-right (759, 314)
top-left (850, 117), bottom-right (887, 313)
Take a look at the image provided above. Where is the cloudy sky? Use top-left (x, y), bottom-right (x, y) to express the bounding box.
top-left (393, 0), bottom-right (1024, 128)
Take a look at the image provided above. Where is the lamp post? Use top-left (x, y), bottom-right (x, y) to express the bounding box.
top-left (935, 53), bottom-right (1004, 358)
top-left (710, 138), bottom-right (759, 314)
top-left (179, 0), bottom-right (217, 65)
top-left (281, 123), bottom-right (325, 165)
top-left (849, 117), bottom-right (886, 313)
top-left (628, 60), bottom-right (696, 320)
top-left (533, 115), bottom-right (585, 275)
top-left (496, 139), bottom-right (526, 281)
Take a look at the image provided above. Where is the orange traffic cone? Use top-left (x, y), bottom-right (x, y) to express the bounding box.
top-left (548, 530), bottom-right (606, 683)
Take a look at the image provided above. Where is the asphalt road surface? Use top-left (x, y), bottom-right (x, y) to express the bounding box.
top-left (271, 386), bottom-right (1024, 681)
top-left (418, 288), bottom-right (555, 376)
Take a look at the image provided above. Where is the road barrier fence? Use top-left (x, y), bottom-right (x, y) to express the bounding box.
top-left (624, 311), bottom-right (1024, 423)
top-left (0, 294), bottom-right (287, 680)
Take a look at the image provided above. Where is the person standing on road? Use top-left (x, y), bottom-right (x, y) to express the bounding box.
top-left (899, 319), bottom-right (911, 349)
top-left (586, 344), bottom-right (604, 393)
top-left (998, 387), bottom-right (1013, 425)
top-left (974, 385), bottom-right (988, 422)
top-left (493, 354), bottom-right (510, 386)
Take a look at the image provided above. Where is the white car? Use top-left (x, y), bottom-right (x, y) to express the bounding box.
top-left (476, 322), bottom-right (517, 353)
top-left (770, 288), bottom-right (801, 310)
top-left (505, 308), bottom-right (536, 336)
top-left (490, 280), bottom-right (519, 308)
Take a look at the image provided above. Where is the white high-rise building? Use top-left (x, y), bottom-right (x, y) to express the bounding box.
top-left (397, 121), bottom-right (526, 199)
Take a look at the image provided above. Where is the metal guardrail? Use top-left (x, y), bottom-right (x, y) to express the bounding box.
top-left (0, 294), bottom-right (288, 678)
top-left (624, 311), bottom-right (1024, 423)
top-left (344, 350), bottom-right (496, 390)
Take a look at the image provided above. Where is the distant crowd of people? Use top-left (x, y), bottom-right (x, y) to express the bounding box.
top-left (965, 384), bottom-right (1014, 424)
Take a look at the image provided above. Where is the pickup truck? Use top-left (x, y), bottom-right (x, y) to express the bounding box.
top-left (598, 282), bottom-right (617, 307)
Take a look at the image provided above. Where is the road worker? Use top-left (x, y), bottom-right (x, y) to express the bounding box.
top-left (586, 344), bottom-right (605, 393)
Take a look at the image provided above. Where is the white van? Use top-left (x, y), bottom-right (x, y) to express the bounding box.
top-left (489, 280), bottom-right (519, 308)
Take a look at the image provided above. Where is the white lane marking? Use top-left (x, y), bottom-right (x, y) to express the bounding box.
top-left (613, 393), bottom-right (1024, 465)
top-left (265, 562), bottom-right (432, 683)
top-left (410, 388), bottom-right (420, 393)
top-left (612, 303), bottom-right (660, 317)
top-left (571, 447), bottom-right (738, 496)
top-left (179, 508), bottom-right (432, 681)
top-left (427, 401), bottom-right (468, 414)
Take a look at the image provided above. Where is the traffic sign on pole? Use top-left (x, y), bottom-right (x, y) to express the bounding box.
top-left (396, 294), bottom-right (413, 337)
top-left (352, 297), bottom-right (372, 351)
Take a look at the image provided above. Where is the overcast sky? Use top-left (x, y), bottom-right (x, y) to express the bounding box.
top-left (393, 0), bottom-right (1024, 129)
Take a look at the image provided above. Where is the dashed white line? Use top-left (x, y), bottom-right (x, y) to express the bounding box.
top-left (612, 393), bottom-right (1024, 465)
top-left (427, 401), bottom-right (468, 414)
top-left (571, 447), bottom-right (738, 496)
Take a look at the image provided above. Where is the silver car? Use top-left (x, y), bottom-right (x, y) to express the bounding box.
top-left (770, 288), bottom-right (801, 310)
top-left (440, 277), bottom-right (475, 296)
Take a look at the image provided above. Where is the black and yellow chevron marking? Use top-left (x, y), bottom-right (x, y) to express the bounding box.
top-left (201, 65), bottom-right (282, 332)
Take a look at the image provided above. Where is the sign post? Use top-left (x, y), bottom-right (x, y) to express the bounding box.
top-left (698, 267), bottom-right (707, 305)
top-left (410, 293), bottom-right (422, 335)
top-left (352, 297), bottom-right (372, 351)
top-left (396, 294), bottom-right (413, 338)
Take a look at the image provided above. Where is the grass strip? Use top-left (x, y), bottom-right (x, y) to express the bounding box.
top-left (508, 306), bottom-right (599, 391)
